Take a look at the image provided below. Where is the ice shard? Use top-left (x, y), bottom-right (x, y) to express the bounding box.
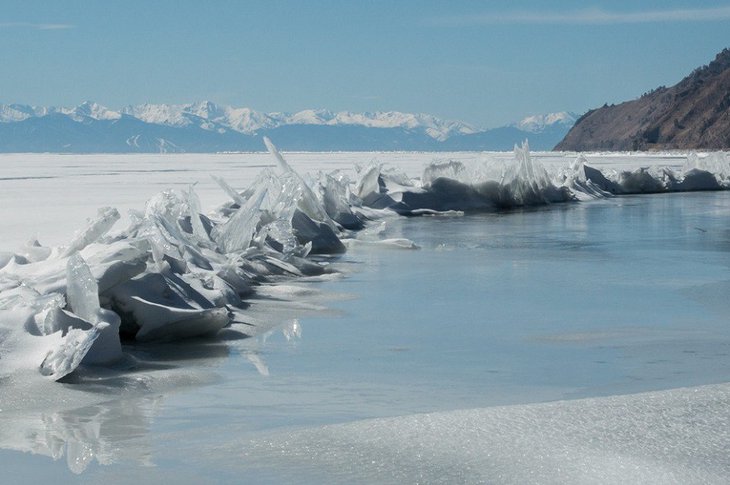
top-left (185, 184), bottom-right (212, 243)
top-left (63, 207), bottom-right (120, 257)
top-left (212, 174), bottom-right (247, 206)
top-left (65, 253), bottom-right (123, 365)
top-left (39, 327), bottom-right (101, 380)
top-left (320, 172), bottom-right (364, 230)
top-left (66, 253), bottom-right (100, 323)
top-left (264, 137), bottom-right (335, 227)
top-left (212, 186), bottom-right (268, 254)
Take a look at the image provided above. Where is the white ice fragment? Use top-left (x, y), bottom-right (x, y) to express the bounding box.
top-left (145, 226), bottom-right (170, 272)
top-left (505, 140), bottom-right (552, 203)
top-left (343, 238), bottom-right (420, 250)
top-left (261, 219), bottom-right (301, 256)
top-left (212, 174), bottom-right (247, 206)
top-left (320, 172), bottom-right (363, 229)
top-left (81, 309), bottom-right (122, 365)
top-left (152, 214), bottom-right (212, 270)
top-left (64, 207), bottom-right (120, 256)
top-left (39, 327), bottom-right (101, 380)
top-left (212, 186), bottom-right (268, 253)
top-left (355, 163), bottom-right (383, 200)
top-left (558, 155), bottom-right (611, 200)
top-left (66, 253), bottom-right (100, 323)
top-left (104, 270), bottom-right (231, 341)
top-left (380, 166), bottom-right (415, 193)
top-left (409, 209), bottom-right (464, 217)
top-left (422, 160), bottom-right (467, 185)
top-left (185, 185), bottom-right (210, 242)
top-left (1, 242), bottom-right (142, 298)
top-left (683, 151), bottom-right (730, 186)
top-left (264, 137), bottom-right (334, 227)
top-left (263, 136), bottom-right (298, 174)
top-left (144, 190), bottom-right (185, 222)
top-left (36, 305), bottom-right (91, 337)
top-left (65, 253), bottom-right (123, 365)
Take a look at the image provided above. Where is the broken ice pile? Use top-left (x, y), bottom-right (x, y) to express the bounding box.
top-left (0, 140), bottom-right (360, 381)
top-left (558, 150), bottom-right (730, 196)
top-left (1, 139), bottom-right (729, 383)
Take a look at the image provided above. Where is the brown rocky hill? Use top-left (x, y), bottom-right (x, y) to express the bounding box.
top-left (555, 48), bottom-right (730, 151)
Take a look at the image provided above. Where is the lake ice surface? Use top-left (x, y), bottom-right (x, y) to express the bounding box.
top-left (1, 152), bottom-right (729, 483)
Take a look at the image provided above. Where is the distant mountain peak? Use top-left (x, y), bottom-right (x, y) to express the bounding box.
top-left (512, 112), bottom-right (578, 133)
top-left (113, 103), bottom-right (478, 140)
top-left (0, 104), bottom-right (37, 122)
top-left (64, 101), bottom-right (121, 121)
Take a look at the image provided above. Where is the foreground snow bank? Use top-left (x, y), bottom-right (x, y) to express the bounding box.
top-left (1, 141), bottom-right (728, 381)
top-left (243, 382), bottom-right (730, 484)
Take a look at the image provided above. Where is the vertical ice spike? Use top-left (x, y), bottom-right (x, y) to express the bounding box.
top-left (65, 252), bottom-right (124, 365)
top-left (66, 253), bottom-right (100, 323)
top-left (212, 186), bottom-right (268, 253)
top-left (186, 185), bottom-right (209, 241)
top-left (263, 136), bottom-right (292, 172)
top-left (264, 137), bottom-right (335, 228)
top-left (212, 174), bottom-right (247, 206)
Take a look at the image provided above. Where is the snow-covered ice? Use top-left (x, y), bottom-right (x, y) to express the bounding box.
top-left (241, 383), bottom-right (730, 484)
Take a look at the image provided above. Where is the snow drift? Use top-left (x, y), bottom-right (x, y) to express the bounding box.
top-left (242, 382), bottom-right (730, 484)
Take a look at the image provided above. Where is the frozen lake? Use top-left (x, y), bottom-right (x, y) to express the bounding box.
top-left (1, 152), bottom-right (729, 483)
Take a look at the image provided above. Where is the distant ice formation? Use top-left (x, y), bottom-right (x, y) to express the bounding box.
top-left (357, 142), bottom-right (730, 214)
top-left (1, 141), bottom-right (729, 381)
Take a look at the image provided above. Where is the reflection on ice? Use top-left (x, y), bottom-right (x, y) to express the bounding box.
top-left (0, 335), bottom-right (236, 474)
top-left (0, 397), bottom-right (159, 474)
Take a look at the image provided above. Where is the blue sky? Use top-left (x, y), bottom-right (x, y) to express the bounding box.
top-left (1, 1), bottom-right (729, 128)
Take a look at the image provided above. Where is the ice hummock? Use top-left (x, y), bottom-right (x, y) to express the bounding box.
top-left (357, 142), bottom-right (577, 213)
top-left (1, 141), bottom-right (729, 382)
top-left (0, 140), bottom-right (351, 380)
top-left (566, 150), bottom-right (730, 196)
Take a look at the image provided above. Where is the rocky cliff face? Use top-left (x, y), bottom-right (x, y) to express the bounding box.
top-left (556, 48), bottom-right (730, 151)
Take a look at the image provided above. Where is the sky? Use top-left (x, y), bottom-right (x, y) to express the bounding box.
top-left (1, 0), bottom-right (729, 128)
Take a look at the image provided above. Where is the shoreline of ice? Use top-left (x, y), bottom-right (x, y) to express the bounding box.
top-left (1, 141), bottom-right (729, 382)
top-left (1, 143), bottom-right (730, 479)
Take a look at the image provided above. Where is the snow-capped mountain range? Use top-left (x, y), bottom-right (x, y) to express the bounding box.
top-left (121, 102), bottom-right (479, 141)
top-left (0, 101), bottom-right (577, 152)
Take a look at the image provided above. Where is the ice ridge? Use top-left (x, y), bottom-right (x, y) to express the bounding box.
top-left (0, 141), bottom-right (729, 382)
